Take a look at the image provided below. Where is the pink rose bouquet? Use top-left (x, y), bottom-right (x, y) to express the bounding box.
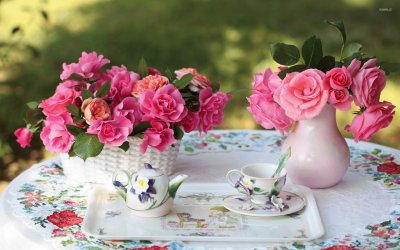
top-left (15, 52), bottom-right (231, 159)
top-left (248, 20), bottom-right (396, 141)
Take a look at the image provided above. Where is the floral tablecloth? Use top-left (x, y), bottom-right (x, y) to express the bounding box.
top-left (1, 130), bottom-right (400, 250)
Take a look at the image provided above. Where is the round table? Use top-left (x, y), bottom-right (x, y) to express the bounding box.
top-left (1, 130), bottom-right (400, 250)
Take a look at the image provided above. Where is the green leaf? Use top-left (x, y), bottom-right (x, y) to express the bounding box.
top-left (379, 61), bottom-right (399, 76)
top-left (325, 20), bottom-right (346, 45)
top-left (342, 52), bottom-right (363, 66)
top-left (380, 220), bottom-right (391, 227)
top-left (73, 117), bottom-right (85, 125)
top-left (73, 134), bottom-right (104, 161)
top-left (66, 124), bottom-right (85, 137)
top-left (164, 68), bottom-right (175, 82)
top-left (292, 242), bottom-right (306, 249)
top-left (25, 108), bottom-right (43, 125)
top-left (81, 89), bottom-right (94, 100)
top-left (26, 101), bottom-right (39, 110)
top-left (342, 42), bottom-right (363, 60)
top-left (173, 124), bottom-right (185, 140)
top-left (272, 147), bottom-right (291, 178)
top-left (95, 82), bottom-right (111, 98)
top-left (66, 73), bottom-right (84, 81)
top-left (270, 43), bottom-right (300, 66)
top-left (66, 104), bottom-right (80, 117)
top-left (68, 148), bottom-right (76, 157)
top-left (173, 73), bottom-right (194, 89)
top-left (278, 65), bottom-right (306, 79)
top-left (138, 57), bottom-right (148, 78)
top-left (132, 122), bottom-right (151, 135)
top-left (318, 56), bottom-right (336, 72)
top-left (119, 141), bottom-right (130, 152)
top-left (302, 35), bottom-right (323, 68)
top-left (253, 187), bottom-right (262, 192)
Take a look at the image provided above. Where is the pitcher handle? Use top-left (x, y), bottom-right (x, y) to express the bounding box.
top-left (226, 169), bottom-right (243, 189)
top-left (112, 170), bottom-right (131, 200)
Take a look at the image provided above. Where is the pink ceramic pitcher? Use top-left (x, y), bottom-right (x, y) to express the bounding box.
top-left (282, 104), bottom-right (350, 188)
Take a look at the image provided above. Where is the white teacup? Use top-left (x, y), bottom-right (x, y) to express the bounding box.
top-left (226, 163), bottom-right (287, 205)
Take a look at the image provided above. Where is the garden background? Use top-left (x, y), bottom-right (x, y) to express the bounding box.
top-left (0, 0), bottom-right (399, 192)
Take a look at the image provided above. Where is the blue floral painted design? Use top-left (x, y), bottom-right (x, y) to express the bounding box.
top-left (130, 176), bottom-right (156, 203)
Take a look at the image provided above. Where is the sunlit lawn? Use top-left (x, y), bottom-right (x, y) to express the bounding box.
top-left (0, 0), bottom-right (399, 190)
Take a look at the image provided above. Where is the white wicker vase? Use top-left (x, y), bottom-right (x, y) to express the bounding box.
top-left (60, 136), bottom-right (181, 183)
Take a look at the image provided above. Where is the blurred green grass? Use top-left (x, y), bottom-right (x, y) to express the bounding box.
top-left (0, 0), bottom-right (399, 185)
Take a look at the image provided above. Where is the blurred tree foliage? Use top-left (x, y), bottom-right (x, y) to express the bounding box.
top-left (0, 0), bottom-right (399, 182)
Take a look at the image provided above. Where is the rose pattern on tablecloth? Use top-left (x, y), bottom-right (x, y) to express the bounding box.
top-left (6, 131), bottom-right (400, 249)
top-left (181, 130), bottom-right (283, 154)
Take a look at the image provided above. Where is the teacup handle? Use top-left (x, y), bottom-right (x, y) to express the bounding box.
top-left (226, 169), bottom-right (243, 188)
top-left (112, 170), bottom-right (131, 200)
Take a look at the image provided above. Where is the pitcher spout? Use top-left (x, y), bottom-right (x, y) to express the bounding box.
top-left (168, 174), bottom-right (188, 198)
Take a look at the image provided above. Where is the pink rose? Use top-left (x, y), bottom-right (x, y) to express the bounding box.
top-left (345, 102), bottom-right (395, 142)
top-left (14, 128), bottom-right (33, 148)
top-left (274, 69), bottom-right (329, 120)
top-left (40, 113), bottom-right (74, 153)
top-left (106, 65), bottom-right (139, 104)
top-left (140, 120), bottom-right (176, 153)
top-left (175, 68), bottom-right (211, 92)
top-left (178, 111), bottom-right (199, 133)
top-left (347, 59), bottom-right (386, 107)
top-left (247, 93), bottom-right (292, 132)
top-left (325, 67), bottom-right (352, 90)
top-left (60, 51), bottom-right (110, 80)
top-left (81, 98), bottom-right (111, 122)
top-left (197, 88), bottom-right (230, 133)
top-left (131, 75), bottom-right (169, 97)
top-left (39, 83), bottom-right (81, 116)
top-left (87, 116), bottom-right (132, 146)
top-left (252, 68), bottom-right (282, 99)
top-left (113, 97), bottom-right (142, 126)
top-left (328, 88), bottom-right (353, 111)
top-left (140, 84), bottom-right (188, 122)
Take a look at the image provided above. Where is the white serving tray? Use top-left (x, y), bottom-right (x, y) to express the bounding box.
top-left (82, 183), bottom-right (324, 242)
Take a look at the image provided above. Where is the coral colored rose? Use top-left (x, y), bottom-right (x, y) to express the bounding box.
top-left (345, 102), bottom-right (395, 142)
top-left (140, 120), bottom-right (176, 153)
top-left (247, 93), bottom-right (292, 132)
top-left (60, 51), bottom-right (110, 80)
top-left (113, 97), bottom-right (142, 126)
top-left (40, 113), bottom-right (74, 153)
top-left (175, 68), bottom-right (211, 92)
top-left (372, 228), bottom-right (396, 239)
top-left (64, 201), bottom-right (80, 207)
top-left (377, 162), bottom-right (400, 174)
top-left (328, 88), bottom-right (353, 111)
top-left (81, 98), bottom-right (111, 122)
top-left (325, 67), bottom-right (352, 90)
top-left (197, 88), bottom-right (230, 133)
top-left (252, 68), bottom-right (282, 99)
top-left (106, 65), bottom-right (139, 104)
top-left (14, 128), bottom-right (32, 148)
top-left (178, 111), bottom-right (199, 133)
top-left (87, 116), bottom-right (132, 146)
top-left (47, 210), bottom-right (83, 228)
top-left (274, 69), bottom-right (329, 120)
top-left (39, 83), bottom-right (81, 116)
top-left (347, 59), bottom-right (386, 107)
top-left (132, 75), bottom-right (169, 97)
top-left (140, 84), bottom-right (187, 122)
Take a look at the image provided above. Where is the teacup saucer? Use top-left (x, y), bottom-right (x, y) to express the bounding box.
top-left (223, 191), bottom-right (305, 217)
